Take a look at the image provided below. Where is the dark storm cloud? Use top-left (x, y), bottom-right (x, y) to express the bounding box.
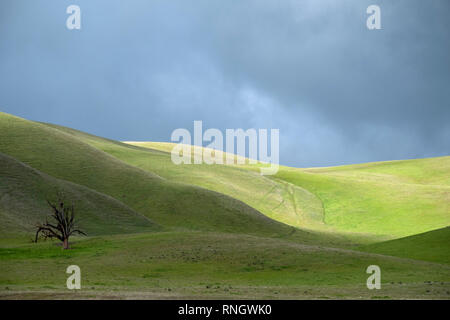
top-left (0, 0), bottom-right (449, 166)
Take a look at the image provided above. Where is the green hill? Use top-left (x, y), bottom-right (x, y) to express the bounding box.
top-left (36, 121), bottom-right (449, 242)
top-left (0, 111), bottom-right (449, 299)
top-left (41, 125), bottom-right (328, 233)
top-left (274, 163), bottom-right (449, 239)
top-left (0, 152), bottom-right (158, 236)
top-left (360, 227), bottom-right (450, 264)
top-left (117, 142), bottom-right (449, 241)
top-left (0, 112), bottom-right (311, 238)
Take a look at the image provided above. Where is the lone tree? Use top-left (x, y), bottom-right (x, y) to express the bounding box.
top-left (34, 192), bottom-right (86, 249)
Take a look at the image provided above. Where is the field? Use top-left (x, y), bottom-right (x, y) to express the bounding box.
top-left (0, 111), bottom-right (449, 299)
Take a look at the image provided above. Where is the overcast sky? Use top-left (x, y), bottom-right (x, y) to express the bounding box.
top-left (1, 0), bottom-right (449, 167)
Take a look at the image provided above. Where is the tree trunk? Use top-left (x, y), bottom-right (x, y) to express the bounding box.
top-left (63, 237), bottom-right (69, 250)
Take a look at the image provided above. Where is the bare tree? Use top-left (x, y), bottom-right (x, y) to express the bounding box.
top-left (34, 192), bottom-right (86, 249)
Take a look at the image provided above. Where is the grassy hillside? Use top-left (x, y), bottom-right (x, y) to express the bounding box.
top-left (274, 162), bottom-right (449, 239)
top-left (41, 126), bottom-right (327, 233)
top-left (304, 157), bottom-right (450, 186)
top-left (0, 112), bottom-right (315, 239)
top-left (360, 227), bottom-right (450, 264)
top-left (36, 122), bottom-right (449, 242)
top-left (0, 111), bottom-right (449, 299)
top-left (118, 142), bottom-right (449, 240)
top-left (0, 152), bottom-right (158, 237)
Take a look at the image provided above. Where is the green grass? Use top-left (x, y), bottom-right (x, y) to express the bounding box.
top-left (43, 127), bottom-right (330, 234)
top-left (42, 123), bottom-right (449, 241)
top-left (120, 141), bottom-right (450, 240)
top-left (274, 164), bottom-right (449, 239)
top-left (0, 152), bottom-right (158, 236)
top-left (360, 227), bottom-right (450, 264)
top-left (1, 232), bottom-right (449, 299)
top-left (0, 111), bottom-right (449, 299)
top-left (0, 112), bottom-right (306, 239)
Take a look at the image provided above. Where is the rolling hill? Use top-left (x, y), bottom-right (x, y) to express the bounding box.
top-left (274, 159), bottom-right (449, 238)
top-left (360, 226), bottom-right (450, 264)
top-left (0, 111), bottom-right (449, 299)
top-left (41, 124), bottom-right (329, 235)
top-left (0, 152), bottom-right (158, 237)
top-left (0, 112), bottom-right (316, 239)
top-left (39, 125), bottom-right (449, 243)
top-left (122, 142), bottom-right (449, 240)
